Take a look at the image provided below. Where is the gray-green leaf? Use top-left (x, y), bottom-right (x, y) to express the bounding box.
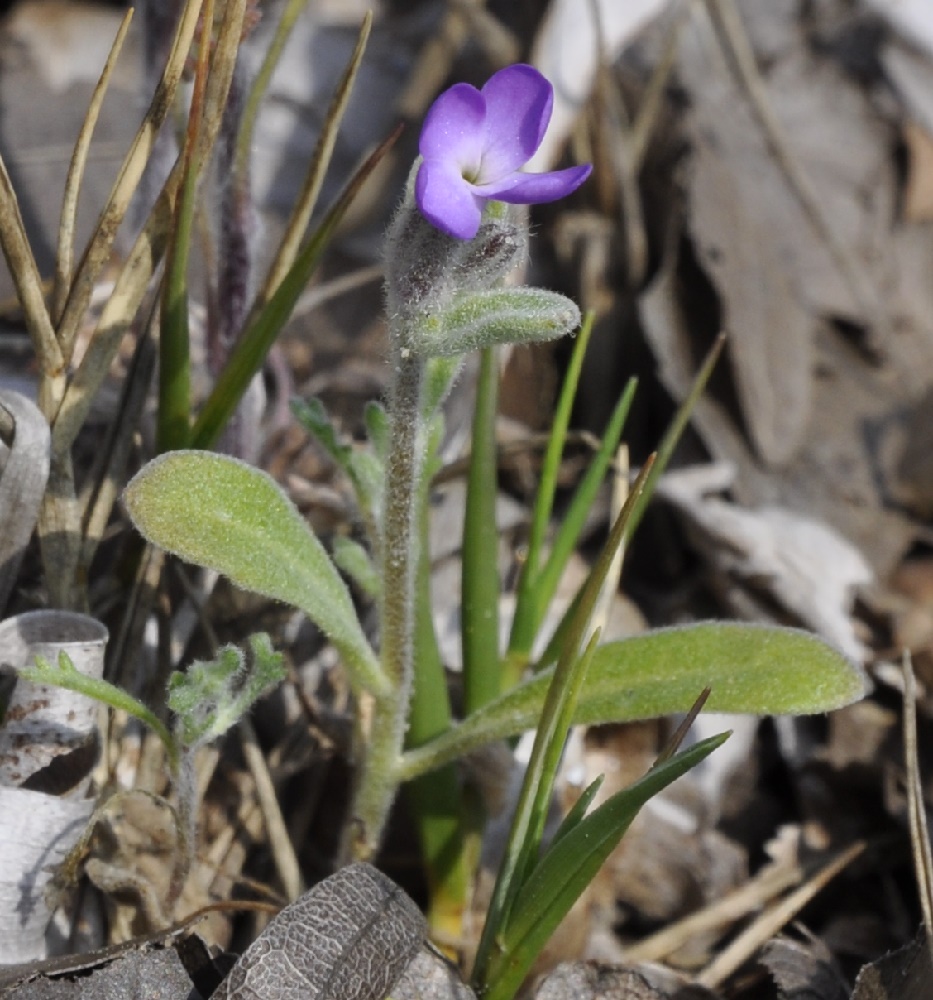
top-left (124, 451), bottom-right (387, 698)
top-left (399, 622), bottom-right (867, 780)
top-left (168, 634), bottom-right (285, 749)
top-left (412, 288), bottom-right (580, 357)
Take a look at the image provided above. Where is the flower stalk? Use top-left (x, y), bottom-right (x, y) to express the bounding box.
top-left (346, 341), bottom-right (425, 860)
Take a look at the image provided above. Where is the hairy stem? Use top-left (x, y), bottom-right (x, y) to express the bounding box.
top-left (345, 345), bottom-right (424, 860)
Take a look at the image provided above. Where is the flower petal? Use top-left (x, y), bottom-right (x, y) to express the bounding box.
top-left (475, 164), bottom-right (592, 205)
top-left (478, 64), bottom-right (553, 182)
top-left (419, 82), bottom-right (486, 177)
top-left (416, 158), bottom-right (486, 240)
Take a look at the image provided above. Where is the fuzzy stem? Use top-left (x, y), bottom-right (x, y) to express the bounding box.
top-left (345, 344), bottom-right (424, 860)
top-left (166, 748), bottom-right (197, 910)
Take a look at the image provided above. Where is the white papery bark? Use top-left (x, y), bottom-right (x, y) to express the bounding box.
top-left (0, 610), bottom-right (107, 962)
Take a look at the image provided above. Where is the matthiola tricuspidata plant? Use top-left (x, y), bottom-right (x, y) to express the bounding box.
top-left (111, 36), bottom-right (865, 998)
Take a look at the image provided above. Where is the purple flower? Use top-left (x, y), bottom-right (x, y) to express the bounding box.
top-left (415, 64), bottom-right (592, 240)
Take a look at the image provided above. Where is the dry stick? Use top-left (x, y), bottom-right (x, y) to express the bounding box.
top-left (52, 192), bottom-right (174, 461)
top-left (696, 841), bottom-right (866, 989)
top-left (902, 654), bottom-right (933, 961)
top-left (238, 718), bottom-right (304, 901)
top-left (705, 0), bottom-right (887, 335)
top-left (623, 853), bottom-right (802, 963)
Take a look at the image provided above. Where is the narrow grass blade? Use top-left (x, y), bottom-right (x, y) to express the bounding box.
top-left (478, 733), bottom-right (730, 1000)
top-left (507, 315), bottom-right (594, 663)
top-left (623, 332), bottom-right (725, 546)
top-left (157, 0), bottom-right (216, 453)
top-left (236, 0), bottom-right (308, 181)
top-left (258, 12), bottom-right (373, 302)
top-left (475, 457), bottom-right (654, 984)
top-left (462, 347), bottom-right (502, 714)
top-left (504, 378), bottom-right (637, 692)
top-left (472, 631), bottom-right (601, 989)
top-left (532, 335), bottom-right (726, 677)
top-left (190, 126), bottom-right (402, 450)
top-left (53, 8), bottom-right (134, 327)
top-left (406, 485), bottom-right (469, 942)
top-left (0, 155), bottom-right (61, 374)
top-left (549, 774), bottom-right (604, 849)
top-left (56, 0), bottom-right (205, 358)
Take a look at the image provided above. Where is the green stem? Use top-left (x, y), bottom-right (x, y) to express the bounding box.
top-left (406, 487), bottom-right (470, 941)
top-left (462, 347), bottom-right (502, 713)
top-left (346, 346), bottom-right (424, 860)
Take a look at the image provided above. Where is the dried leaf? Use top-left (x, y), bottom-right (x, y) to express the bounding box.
top-left (214, 864), bottom-right (425, 1000)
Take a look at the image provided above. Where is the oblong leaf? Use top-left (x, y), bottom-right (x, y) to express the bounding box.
top-left (124, 451), bottom-right (387, 698)
top-left (399, 622), bottom-right (867, 780)
top-left (414, 288), bottom-right (580, 357)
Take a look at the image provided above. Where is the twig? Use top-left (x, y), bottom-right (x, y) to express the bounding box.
top-left (697, 840), bottom-right (865, 988)
top-left (902, 653), bottom-right (933, 961)
top-left (238, 717), bottom-right (304, 901)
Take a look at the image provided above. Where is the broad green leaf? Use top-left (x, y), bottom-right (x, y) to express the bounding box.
top-left (478, 733), bottom-right (729, 1000)
top-left (124, 451), bottom-right (388, 698)
top-left (398, 622), bottom-right (867, 780)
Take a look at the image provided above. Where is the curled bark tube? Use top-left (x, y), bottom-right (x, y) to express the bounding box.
top-left (0, 610), bottom-right (107, 962)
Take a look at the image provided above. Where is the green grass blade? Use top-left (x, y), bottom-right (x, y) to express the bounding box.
top-left (532, 335), bottom-right (726, 677)
top-left (623, 333), bottom-right (725, 546)
top-left (478, 732), bottom-right (730, 1000)
top-left (507, 314), bottom-right (593, 665)
top-left (523, 377), bottom-right (637, 664)
top-left (549, 774), bottom-right (604, 849)
top-left (406, 479), bottom-right (470, 942)
top-left (462, 347), bottom-right (502, 714)
top-left (472, 630), bottom-right (601, 989)
top-left (473, 458), bottom-right (654, 984)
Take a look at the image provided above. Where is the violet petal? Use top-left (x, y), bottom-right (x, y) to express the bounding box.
top-left (478, 64), bottom-right (553, 182)
top-left (478, 164), bottom-right (592, 205)
top-left (416, 159), bottom-right (486, 240)
top-left (419, 82), bottom-right (486, 176)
